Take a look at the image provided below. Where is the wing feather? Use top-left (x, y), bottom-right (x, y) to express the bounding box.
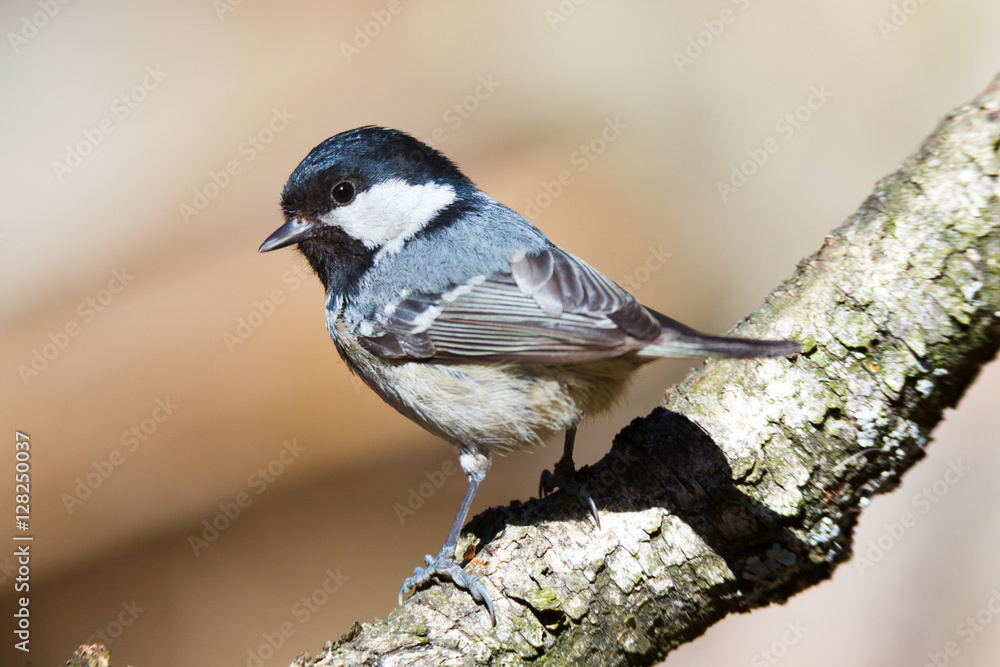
top-left (358, 246), bottom-right (661, 363)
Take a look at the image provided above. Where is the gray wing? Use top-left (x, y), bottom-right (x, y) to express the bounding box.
top-left (356, 246), bottom-right (663, 364)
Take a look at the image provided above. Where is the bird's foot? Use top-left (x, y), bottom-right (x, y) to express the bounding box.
top-left (539, 458), bottom-right (601, 529)
top-left (398, 547), bottom-right (495, 625)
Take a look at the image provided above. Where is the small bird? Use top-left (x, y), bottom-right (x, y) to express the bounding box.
top-left (260, 127), bottom-right (799, 624)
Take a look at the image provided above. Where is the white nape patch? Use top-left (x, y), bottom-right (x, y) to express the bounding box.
top-left (409, 305), bottom-right (442, 334)
top-left (442, 275), bottom-right (487, 302)
top-left (321, 179), bottom-right (456, 252)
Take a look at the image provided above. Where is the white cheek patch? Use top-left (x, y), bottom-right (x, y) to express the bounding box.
top-left (321, 179), bottom-right (456, 252)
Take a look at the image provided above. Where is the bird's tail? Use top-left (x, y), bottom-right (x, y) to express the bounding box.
top-left (636, 308), bottom-right (801, 359)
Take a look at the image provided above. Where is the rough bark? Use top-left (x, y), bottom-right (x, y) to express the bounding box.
top-left (290, 75), bottom-right (1000, 666)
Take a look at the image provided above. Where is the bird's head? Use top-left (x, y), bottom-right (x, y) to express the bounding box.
top-left (259, 127), bottom-right (475, 288)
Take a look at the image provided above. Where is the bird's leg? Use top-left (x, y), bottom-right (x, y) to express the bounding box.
top-left (538, 427), bottom-right (601, 528)
top-left (398, 446), bottom-right (495, 625)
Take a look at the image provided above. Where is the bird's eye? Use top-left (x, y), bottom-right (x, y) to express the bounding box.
top-left (332, 181), bottom-right (356, 205)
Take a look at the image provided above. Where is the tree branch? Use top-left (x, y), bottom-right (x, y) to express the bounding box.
top-left (293, 75), bottom-right (1000, 666)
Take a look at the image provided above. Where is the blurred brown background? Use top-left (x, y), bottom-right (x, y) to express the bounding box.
top-left (2, 1), bottom-right (1000, 665)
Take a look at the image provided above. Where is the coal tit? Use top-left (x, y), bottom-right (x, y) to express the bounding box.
top-left (260, 127), bottom-right (799, 624)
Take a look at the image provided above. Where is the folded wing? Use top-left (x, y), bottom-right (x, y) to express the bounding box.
top-left (357, 246), bottom-right (663, 364)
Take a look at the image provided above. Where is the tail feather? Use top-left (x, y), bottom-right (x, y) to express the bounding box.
top-left (638, 308), bottom-right (801, 359)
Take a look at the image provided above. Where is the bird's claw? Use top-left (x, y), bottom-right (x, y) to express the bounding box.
top-left (398, 549), bottom-right (495, 626)
top-left (539, 468), bottom-right (557, 498)
top-left (538, 462), bottom-right (601, 529)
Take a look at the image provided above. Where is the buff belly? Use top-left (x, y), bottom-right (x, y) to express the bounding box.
top-left (332, 318), bottom-right (643, 453)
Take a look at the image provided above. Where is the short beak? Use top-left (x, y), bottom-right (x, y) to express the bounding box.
top-left (258, 218), bottom-right (313, 253)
